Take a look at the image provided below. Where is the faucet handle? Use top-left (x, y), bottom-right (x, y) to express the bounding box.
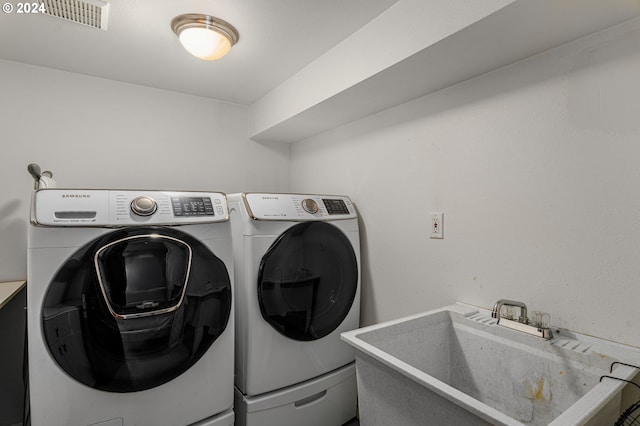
top-left (530, 311), bottom-right (551, 329)
top-left (500, 306), bottom-right (516, 320)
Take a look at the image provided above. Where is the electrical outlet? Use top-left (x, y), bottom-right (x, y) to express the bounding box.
top-left (431, 212), bottom-right (443, 239)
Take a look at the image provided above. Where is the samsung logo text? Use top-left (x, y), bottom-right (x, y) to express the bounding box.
top-left (62, 194), bottom-right (91, 198)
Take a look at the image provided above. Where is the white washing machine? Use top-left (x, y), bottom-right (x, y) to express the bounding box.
top-left (228, 193), bottom-right (360, 426)
top-left (27, 189), bottom-right (235, 426)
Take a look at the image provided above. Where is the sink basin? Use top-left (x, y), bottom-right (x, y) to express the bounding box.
top-left (341, 303), bottom-right (640, 426)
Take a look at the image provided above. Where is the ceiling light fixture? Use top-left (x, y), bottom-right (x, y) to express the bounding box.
top-left (171, 14), bottom-right (239, 61)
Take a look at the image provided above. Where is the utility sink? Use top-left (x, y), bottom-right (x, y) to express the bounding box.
top-left (341, 304), bottom-right (640, 426)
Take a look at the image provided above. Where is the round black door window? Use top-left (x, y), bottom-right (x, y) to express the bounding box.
top-left (257, 221), bottom-right (358, 341)
top-left (41, 226), bottom-right (232, 393)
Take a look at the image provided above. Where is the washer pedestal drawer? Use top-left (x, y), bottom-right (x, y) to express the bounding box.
top-left (235, 363), bottom-right (357, 426)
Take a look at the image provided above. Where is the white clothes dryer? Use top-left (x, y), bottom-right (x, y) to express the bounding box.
top-left (27, 189), bottom-right (235, 426)
top-left (228, 193), bottom-right (360, 426)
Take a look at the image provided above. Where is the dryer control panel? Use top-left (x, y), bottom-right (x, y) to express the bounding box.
top-left (243, 193), bottom-right (357, 221)
top-left (32, 189), bottom-right (229, 226)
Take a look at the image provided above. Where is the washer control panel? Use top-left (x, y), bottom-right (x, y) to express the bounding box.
top-left (33, 189), bottom-right (228, 226)
top-left (243, 193), bottom-right (356, 221)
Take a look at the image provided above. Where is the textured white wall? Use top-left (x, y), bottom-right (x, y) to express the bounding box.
top-left (0, 60), bottom-right (290, 282)
top-left (291, 18), bottom-right (640, 348)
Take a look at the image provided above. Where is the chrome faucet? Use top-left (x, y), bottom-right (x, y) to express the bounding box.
top-left (491, 299), bottom-right (528, 324)
top-left (491, 299), bottom-right (553, 340)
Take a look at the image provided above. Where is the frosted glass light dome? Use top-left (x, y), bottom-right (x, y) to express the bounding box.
top-left (172, 14), bottom-right (239, 61)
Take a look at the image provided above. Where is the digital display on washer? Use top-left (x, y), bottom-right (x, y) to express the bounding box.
top-left (322, 199), bottom-right (349, 215)
top-left (171, 197), bottom-right (215, 216)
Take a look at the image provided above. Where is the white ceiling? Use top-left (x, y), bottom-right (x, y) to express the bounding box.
top-left (0, 0), bottom-right (399, 105)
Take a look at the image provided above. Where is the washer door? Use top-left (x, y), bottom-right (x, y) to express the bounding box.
top-left (257, 221), bottom-right (358, 341)
top-left (41, 226), bottom-right (231, 393)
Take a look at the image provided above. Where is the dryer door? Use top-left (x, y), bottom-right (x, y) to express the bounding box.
top-left (257, 221), bottom-right (358, 341)
top-left (41, 226), bottom-right (231, 392)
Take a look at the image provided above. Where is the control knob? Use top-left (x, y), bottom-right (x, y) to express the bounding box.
top-left (301, 198), bottom-right (319, 214)
top-left (131, 196), bottom-right (157, 216)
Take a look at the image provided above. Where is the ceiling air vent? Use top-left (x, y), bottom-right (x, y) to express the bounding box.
top-left (39, 0), bottom-right (109, 30)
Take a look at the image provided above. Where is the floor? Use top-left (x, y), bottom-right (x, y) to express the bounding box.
top-left (343, 418), bottom-right (360, 426)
